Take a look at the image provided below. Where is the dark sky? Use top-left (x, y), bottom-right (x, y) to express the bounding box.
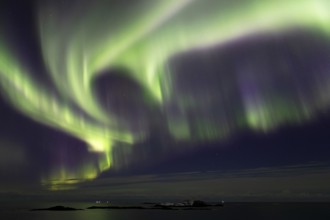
top-left (1, 0), bottom-right (330, 202)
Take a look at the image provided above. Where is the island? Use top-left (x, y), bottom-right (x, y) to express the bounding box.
top-left (30, 206), bottom-right (83, 211)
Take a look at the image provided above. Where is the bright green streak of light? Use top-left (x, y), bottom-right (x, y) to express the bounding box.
top-left (0, 41), bottom-right (133, 147)
top-left (0, 41), bottom-right (131, 188)
top-left (38, 0), bottom-right (194, 122)
top-left (116, 0), bottom-right (330, 100)
top-left (1, 0), bottom-right (330, 189)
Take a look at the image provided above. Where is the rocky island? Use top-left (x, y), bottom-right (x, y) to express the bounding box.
top-left (30, 206), bottom-right (83, 211)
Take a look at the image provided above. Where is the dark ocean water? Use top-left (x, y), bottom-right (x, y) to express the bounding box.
top-left (1, 203), bottom-right (330, 220)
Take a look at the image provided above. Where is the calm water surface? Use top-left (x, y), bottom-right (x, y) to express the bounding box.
top-left (1, 203), bottom-right (330, 220)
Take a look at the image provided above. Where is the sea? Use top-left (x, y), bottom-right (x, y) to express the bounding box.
top-left (1, 202), bottom-right (330, 220)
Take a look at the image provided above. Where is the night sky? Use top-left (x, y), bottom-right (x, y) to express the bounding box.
top-left (1, 0), bottom-right (330, 202)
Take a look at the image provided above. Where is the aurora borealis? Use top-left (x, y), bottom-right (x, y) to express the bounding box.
top-left (1, 0), bottom-right (330, 197)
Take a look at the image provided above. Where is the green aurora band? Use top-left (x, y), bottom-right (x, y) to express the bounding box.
top-left (1, 0), bottom-right (330, 189)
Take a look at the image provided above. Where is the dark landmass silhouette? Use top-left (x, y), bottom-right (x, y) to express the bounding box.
top-left (88, 200), bottom-right (223, 210)
top-left (30, 206), bottom-right (83, 211)
top-left (30, 200), bottom-right (224, 211)
top-left (87, 205), bottom-right (212, 210)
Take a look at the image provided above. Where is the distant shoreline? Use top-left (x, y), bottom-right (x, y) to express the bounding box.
top-left (28, 202), bottom-right (330, 212)
top-left (30, 203), bottom-right (224, 211)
